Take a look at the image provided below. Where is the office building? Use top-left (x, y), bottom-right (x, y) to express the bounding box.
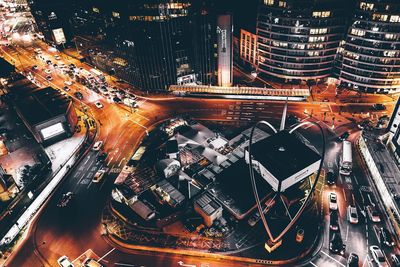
top-left (194, 193), bottom-right (223, 227)
top-left (256, 0), bottom-right (347, 82)
top-left (217, 14), bottom-right (233, 87)
top-left (240, 29), bottom-right (258, 68)
top-left (337, 0), bottom-right (400, 93)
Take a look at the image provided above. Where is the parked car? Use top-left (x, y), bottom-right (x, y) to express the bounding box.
top-left (339, 131), bottom-right (350, 141)
top-left (31, 65), bottom-right (38, 70)
top-left (379, 227), bottom-right (395, 247)
top-left (372, 104), bottom-right (386, 111)
top-left (370, 245), bottom-right (388, 267)
top-left (63, 86), bottom-right (70, 92)
top-left (330, 210), bottom-right (339, 231)
top-left (46, 75), bottom-right (52, 81)
top-left (83, 258), bottom-right (104, 267)
top-left (329, 192), bottom-right (338, 211)
top-left (327, 170), bottom-right (336, 185)
top-left (330, 233), bottom-right (345, 255)
top-left (92, 168), bottom-right (106, 183)
top-left (44, 69), bottom-right (52, 74)
top-left (92, 141), bottom-right (103, 151)
top-left (366, 205), bottom-right (381, 223)
top-left (97, 152), bottom-right (108, 162)
top-left (347, 253), bottom-right (359, 267)
top-left (95, 101), bottom-right (103, 109)
top-left (57, 192), bottom-right (74, 208)
top-left (74, 92), bottom-right (83, 100)
top-left (57, 255), bottom-right (74, 267)
top-left (347, 205), bottom-right (358, 224)
top-left (391, 254), bottom-right (400, 267)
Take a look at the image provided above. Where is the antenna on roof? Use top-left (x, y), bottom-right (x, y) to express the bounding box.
top-left (279, 96), bottom-right (289, 131)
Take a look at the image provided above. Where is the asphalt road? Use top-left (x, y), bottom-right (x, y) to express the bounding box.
top-left (1, 39), bottom-right (398, 267)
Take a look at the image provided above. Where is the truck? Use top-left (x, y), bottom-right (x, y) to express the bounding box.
top-left (339, 140), bottom-right (352, 176)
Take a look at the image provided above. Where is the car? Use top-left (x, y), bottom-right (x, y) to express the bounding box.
top-left (57, 255), bottom-right (74, 267)
top-left (92, 141), bottom-right (103, 151)
top-left (330, 210), bottom-right (339, 231)
top-left (330, 233), bottom-right (345, 255)
top-left (31, 65), bottom-right (38, 70)
top-left (347, 205), bottom-right (358, 224)
top-left (46, 60), bottom-right (52, 65)
top-left (83, 258), bottom-right (104, 267)
top-left (113, 96), bottom-right (122, 103)
top-left (379, 227), bottom-right (395, 247)
top-left (329, 192), bottom-right (338, 210)
top-left (57, 192), bottom-right (74, 208)
top-left (92, 169), bottom-right (106, 183)
top-left (370, 245), bottom-right (388, 267)
top-left (339, 131), bottom-right (350, 141)
top-left (366, 205), bottom-right (381, 223)
top-left (327, 170), bottom-right (336, 185)
top-left (95, 101), bottom-right (103, 109)
top-left (64, 80), bottom-right (73, 86)
top-left (391, 255), bottom-right (400, 267)
top-left (63, 86), bottom-right (70, 92)
top-left (44, 69), bottom-right (52, 74)
top-left (54, 55), bottom-right (61, 60)
top-left (372, 104), bottom-right (386, 111)
top-left (97, 152), bottom-right (108, 162)
top-left (46, 75), bottom-right (52, 81)
top-left (74, 92), bottom-right (83, 100)
top-left (347, 253), bottom-right (359, 267)
top-left (358, 120), bottom-right (372, 130)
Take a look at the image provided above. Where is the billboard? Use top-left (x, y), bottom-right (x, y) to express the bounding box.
top-left (52, 28), bottom-right (66, 45)
top-left (40, 123), bottom-right (65, 140)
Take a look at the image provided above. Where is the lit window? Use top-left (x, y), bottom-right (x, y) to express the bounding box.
top-left (272, 41), bottom-right (288, 47)
top-left (292, 44), bottom-right (305, 49)
top-left (310, 28), bottom-right (328, 34)
top-left (279, 1), bottom-right (286, 8)
top-left (112, 11), bottom-right (120, 18)
top-left (309, 36), bottom-right (325, 42)
top-left (92, 7), bottom-right (100, 13)
top-left (312, 11), bottom-right (331, 18)
top-left (385, 33), bottom-right (396, 40)
top-left (390, 15), bottom-right (400, 22)
top-left (308, 51), bottom-right (320, 56)
top-left (383, 50), bottom-right (396, 57)
top-left (359, 2), bottom-right (374, 11)
top-left (350, 28), bottom-right (366, 36)
top-left (372, 13), bottom-right (388, 22)
top-left (264, 0), bottom-right (274, 6)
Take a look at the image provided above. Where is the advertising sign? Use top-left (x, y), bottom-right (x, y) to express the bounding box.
top-left (52, 28), bottom-right (66, 45)
top-left (41, 123), bottom-right (65, 140)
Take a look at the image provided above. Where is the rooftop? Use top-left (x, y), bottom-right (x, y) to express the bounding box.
top-left (10, 81), bottom-right (71, 126)
top-left (249, 130), bottom-right (321, 181)
top-left (195, 193), bottom-right (221, 216)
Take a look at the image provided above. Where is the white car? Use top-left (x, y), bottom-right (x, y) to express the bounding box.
top-left (95, 101), bottom-right (103, 109)
top-left (347, 205), bottom-right (358, 224)
top-left (329, 192), bottom-right (338, 211)
top-left (46, 75), bottom-right (52, 81)
top-left (57, 255), bottom-right (74, 267)
top-left (64, 80), bottom-right (73, 86)
top-left (366, 205), bottom-right (381, 223)
top-left (54, 55), bottom-right (61, 60)
top-left (92, 141), bottom-right (103, 151)
top-left (92, 169), bottom-right (106, 183)
top-left (44, 69), bottom-right (52, 74)
top-left (370, 246), bottom-right (388, 267)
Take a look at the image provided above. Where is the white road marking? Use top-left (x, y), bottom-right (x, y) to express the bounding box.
top-left (321, 251), bottom-right (346, 267)
top-left (310, 261), bottom-right (318, 267)
top-left (345, 225), bottom-right (349, 242)
top-left (342, 188), bottom-right (347, 202)
top-left (98, 248), bottom-right (115, 263)
top-left (115, 263), bottom-right (137, 267)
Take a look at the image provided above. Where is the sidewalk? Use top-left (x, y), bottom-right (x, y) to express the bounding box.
top-left (0, 108), bottom-right (89, 264)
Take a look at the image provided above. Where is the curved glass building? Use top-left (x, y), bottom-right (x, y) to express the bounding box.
top-left (338, 0), bottom-right (400, 93)
top-left (256, 0), bottom-right (346, 82)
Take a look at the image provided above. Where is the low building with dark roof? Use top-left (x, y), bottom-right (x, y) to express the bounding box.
top-left (245, 130), bottom-right (321, 192)
top-left (152, 179), bottom-right (186, 208)
top-left (194, 193), bottom-right (222, 227)
top-left (8, 78), bottom-right (77, 144)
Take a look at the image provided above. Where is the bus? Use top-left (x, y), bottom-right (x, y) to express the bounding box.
top-left (340, 140), bottom-right (352, 176)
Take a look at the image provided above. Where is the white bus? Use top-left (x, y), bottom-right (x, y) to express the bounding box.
top-left (340, 140), bottom-right (352, 176)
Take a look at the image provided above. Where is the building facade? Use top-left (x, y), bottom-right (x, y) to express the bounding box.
top-left (240, 29), bottom-right (258, 68)
top-left (256, 0), bottom-right (347, 83)
top-left (337, 0), bottom-right (400, 93)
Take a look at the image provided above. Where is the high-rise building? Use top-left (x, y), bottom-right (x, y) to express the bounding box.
top-left (256, 0), bottom-right (347, 83)
top-left (28, 0), bottom-right (72, 46)
top-left (337, 0), bottom-right (400, 94)
top-left (388, 97), bottom-right (400, 164)
top-left (217, 14), bottom-right (233, 87)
